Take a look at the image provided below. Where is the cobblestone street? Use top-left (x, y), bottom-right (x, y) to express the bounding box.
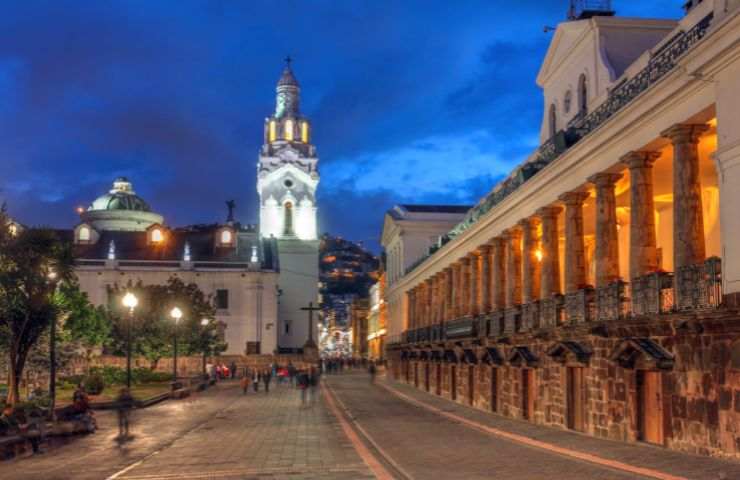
top-left (4, 373), bottom-right (740, 480)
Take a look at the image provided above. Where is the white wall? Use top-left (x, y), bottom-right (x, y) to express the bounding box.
top-left (276, 239), bottom-right (320, 349)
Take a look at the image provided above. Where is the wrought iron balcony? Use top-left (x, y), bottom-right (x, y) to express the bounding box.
top-left (445, 317), bottom-right (478, 339)
top-left (596, 280), bottom-right (629, 321)
top-left (565, 287), bottom-right (596, 324)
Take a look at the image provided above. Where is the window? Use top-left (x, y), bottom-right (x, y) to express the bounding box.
top-left (578, 74), bottom-right (588, 115)
top-left (78, 226), bottom-right (90, 241)
top-left (220, 229), bottom-right (232, 244)
top-left (549, 103), bottom-right (557, 138)
top-left (8, 224), bottom-right (17, 237)
top-left (284, 321), bottom-right (291, 334)
top-left (216, 289), bottom-right (229, 310)
top-left (283, 202), bottom-right (294, 236)
top-left (268, 120), bottom-right (276, 142)
top-left (284, 119), bottom-right (294, 141)
top-left (564, 90), bottom-right (572, 114)
top-left (151, 228), bottom-right (163, 243)
top-left (301, 121), bottom-right (309, 143)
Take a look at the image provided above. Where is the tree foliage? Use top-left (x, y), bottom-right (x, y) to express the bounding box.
top-left (105, 277), bottom-right (225, 368)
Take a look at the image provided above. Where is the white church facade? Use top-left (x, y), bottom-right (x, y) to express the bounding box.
top-left (61, 61), bottom-right (321, 356)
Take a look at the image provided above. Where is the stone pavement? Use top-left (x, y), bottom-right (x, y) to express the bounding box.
top-left (1, 381), bottom-right (373, 480)
top-left (324, 371), bottom-right (740, 480)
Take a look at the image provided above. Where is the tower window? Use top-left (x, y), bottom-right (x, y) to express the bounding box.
top-left (78, 226), bottom-right (90, 241)
top-left (151, 228), bottom-right (163, 243)
top-left (221, 229), bottom-right (233, 245)
top-left (216, 289), bottom-right (229, 310)
top-left (301, 121), bottom-right (309, 143)
top-left (283, 202), bottom-right (294, 236)
top-left (284, 119), bottom-right (294, 141)
top-left (284, 179), bottom-right (294, 188)
top-left (549, 103), bottom-right (557, 138)
top-left (269, 120), bottom-right (276, 142)
top-left (578, 73), bottom-right (588, 115)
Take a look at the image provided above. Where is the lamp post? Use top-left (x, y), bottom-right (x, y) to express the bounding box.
top-left (122, 292), bottom-right (138, 389)
top-left (200, 318), bottom-right (210, 381)
top-left (47, 269), bottom-right (59, 420)
top-left (170, 307), bottom-right (183, 381)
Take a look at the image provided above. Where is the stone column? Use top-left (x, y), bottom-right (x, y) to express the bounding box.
top-left (622, 151), bottom-right (661, 279)
top-left (491, 237), bottom-right (506, 310)
top-left (559, 192), bottom-right (590, 293)
top-left (469, 253), bottom-right (479, 316)
top-left (588, 172), bottom-right (623, 288)
top-left (444, 267), bottom-right (453, 322)
top-left (437, 273), bottom-right (445, 324)
top-left (452, 262), bottom-right (461, 319)
top-left (427, 279), bottom-right (434, 326)
top-left (661, 124), bottom-right (709, 269)
top-left (460, 257), bottom-right (471, 316)
top-left (519, 217), bottom-right (541, 303)
top-left (408, 288), bottom-right (416, 330)
top-left (505, 228), bottom-right (523, 308)
top-left (478, 245), bottom-right (492, 313)
top-left (537, 206), bottom-right (563, 299)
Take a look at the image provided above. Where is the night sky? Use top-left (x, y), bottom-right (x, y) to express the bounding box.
top-left (0, 0), bottom-right (679, 252)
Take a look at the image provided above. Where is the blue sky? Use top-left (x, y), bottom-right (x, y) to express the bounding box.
top-left (0, 0), bottom-right (679, 251)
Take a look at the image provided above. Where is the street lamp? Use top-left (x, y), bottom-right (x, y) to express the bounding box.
top-left (47, 268), bottom-right (59, 420)
top-left (200, 318), bottom-right (210, 381)
top-left (122, 292), bottom-right (138, 389)
top-left (170, 307), bottom-right (183, 381)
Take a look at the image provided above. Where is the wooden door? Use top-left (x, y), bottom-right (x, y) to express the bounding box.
top-left (566, 367), bottom-right (585, 432)
top-left (638, 371), bottom-right (664, 444)
top-left (491, 368), bottom-right (498, 412)
top-left (451, 365), bottom-right (457, 400)
top-left (425, 363), bottom-right (430, 391)
top-left (436, 363), bottom-right (441, 395)
top-left (468, 366), bottom-right (475, 405)
top-left (522, 369), bottom-right (534, 420)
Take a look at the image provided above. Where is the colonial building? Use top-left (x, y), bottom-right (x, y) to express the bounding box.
top-left (367, 272), bottom-right (388, 361)
top-left (386, 1), bottom-right (740, 459)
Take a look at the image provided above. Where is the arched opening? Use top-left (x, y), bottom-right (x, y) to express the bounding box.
top-left (220, 229), bottom-right (232, 245)
top-left (283, 201), bottom-right (294, 236)
top-left (78, 226), bottom-right (90, 242)
top-left (284, 119), bottom-right (294, 141)
top-left (151, 228), bottom-right (163, 243)
top-left (549, 103), bottom-right (557, 138)
top-left (301, 121), bottom-right (309, 143)
top-left (578, 74), bottom-right (588, 115)
top-left (268, 120), bottom-right (276, 142)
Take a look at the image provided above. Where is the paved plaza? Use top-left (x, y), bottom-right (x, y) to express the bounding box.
top-left (3, 372), bottom-right (740, 480)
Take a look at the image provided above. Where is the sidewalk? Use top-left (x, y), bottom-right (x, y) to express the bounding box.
top-left (378, 373), bottom-right (740, 480)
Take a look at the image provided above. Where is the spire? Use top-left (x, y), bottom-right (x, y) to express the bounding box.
top-left (277, 56), bottom-right (299, 87)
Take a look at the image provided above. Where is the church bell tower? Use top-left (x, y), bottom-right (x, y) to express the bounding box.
top-left (257, 57), bottom-right (319, 240)
top-left (257, 58), bottom-right (320, 352)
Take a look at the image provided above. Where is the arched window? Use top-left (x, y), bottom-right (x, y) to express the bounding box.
top-left (151, 228), bottom-right (163, 243)
top-left (221, 229), bottom-right (232, 245)
top-left (549, 103), bottom-right (557, 138)
top-left (578, 74), bottom-right (588, 115)
top-left (301, 121), bottom-right (309, 143)
top-left (268, 120), bottom-right (277, 142)
top-left (284, 119), bottom-right (294, 141)
top-left (283, 202), bottom-right (294, 236)
top-left (8, 223), bottom-right (18, 237)
top-left (78, 226), bottom-right (90, 242)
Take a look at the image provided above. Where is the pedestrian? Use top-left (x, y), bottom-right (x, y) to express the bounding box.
top-left (262, 369), bottom-right (272, 393)
top-left (230, 361), bottom-right (237, 379)
top-left (252, 368), bottom-right (261, 392)
top-left (297, 370), bottom-right (309, 407)
top-left (288, 362), bottom-right (296, 387)
top-left (116, 388), bottom-right (134, 439)
top-left (309, 367), bottom-right (319, 405)
top-left (240, 375), bottom-right (249, 395)
top-left (369, 361), bottom-right (377, 384)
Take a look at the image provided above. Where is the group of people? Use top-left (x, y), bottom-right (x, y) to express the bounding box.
top-left (233, 362), bottom-right (320, 407)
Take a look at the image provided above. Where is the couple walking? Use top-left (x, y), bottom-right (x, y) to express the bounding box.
top-left (240, 367), bottom-right (272, 394)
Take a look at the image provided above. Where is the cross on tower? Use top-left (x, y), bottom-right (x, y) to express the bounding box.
top-left (300, 301), bottom-right (321, 348)
top-left (284, 55), bottom-right (292, 67)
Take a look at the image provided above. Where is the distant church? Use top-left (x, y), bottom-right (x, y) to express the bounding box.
top-left (52, 60), bottom-right (320, 356)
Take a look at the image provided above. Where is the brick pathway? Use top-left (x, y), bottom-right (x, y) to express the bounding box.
top-left (325, 371), bottom-right (740, 480)
top-left (1, 381), bottom-right (373, 480)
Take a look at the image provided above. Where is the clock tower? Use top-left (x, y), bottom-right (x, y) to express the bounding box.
top-left (257, 59), bottom-right (320, 352)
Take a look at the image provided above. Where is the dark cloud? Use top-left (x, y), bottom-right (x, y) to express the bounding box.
top-left (0, 0), bottom-right (680, 252)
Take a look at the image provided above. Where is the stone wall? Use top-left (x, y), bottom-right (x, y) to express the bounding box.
top-left (388, 311), bottom-right (740, 459)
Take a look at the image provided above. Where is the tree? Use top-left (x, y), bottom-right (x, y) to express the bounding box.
top-left (105, 277), bottom-right (225, 369)
top-left (59, 281), bottom-right (111, 369)
top-left (0, 206), bottom-right (75, 404)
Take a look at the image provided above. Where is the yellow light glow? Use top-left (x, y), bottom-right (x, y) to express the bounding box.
top-left (301, 121), bottom-right (309, 143)
top-left (151, 228), bottom-right (163, 243)
top-left (269, 120), bottom-right (276, 142)
top-left (122, 292), bottom-right (138, 310)
top-left (170, 306), bottom-right (183, 321)
top-left (8, 224), bottom-right (17, 237)
top-left (708, 117), bottom-right (717, 128)
top-left (534, 249), bottom-right (543, 262)
top-left (284, 119), bottom-right (294, 141)
top-left (221, 229), bottom-right (232, 244)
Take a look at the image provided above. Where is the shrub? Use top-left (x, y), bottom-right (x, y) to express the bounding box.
top-left (83, 373), bottom-right (105, 395)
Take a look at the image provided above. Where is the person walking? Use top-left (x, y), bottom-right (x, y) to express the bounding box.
top-left (116, 388), bottom-right (134, 439)
top-left (252, 368), bottom-right (261, 392)
top-left (297, 370), bottom-right (309, 407)
top-left (240, 375), bottom-right (249, 395)
top-left (288, 362), bottom-right (297, 387)
top-left (369, 361), bottom-right (377, 384)
top-left (262, 369), bottom-right (272, 393)
top-left (229, 361), bottom-right (237, 379)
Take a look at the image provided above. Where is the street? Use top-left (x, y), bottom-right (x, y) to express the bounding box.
top-left (3, 372), bottom-right (740, 480)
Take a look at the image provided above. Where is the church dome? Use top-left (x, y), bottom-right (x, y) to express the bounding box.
top-left (277, 64), bottom-right (299, 87)
top-left (82, 177), bottom-right (163, 232)
top-left (89, 177), bottom-right (152, 212)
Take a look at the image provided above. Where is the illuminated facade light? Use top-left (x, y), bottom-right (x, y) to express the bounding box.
top-left (269, 120), bottom-right (276, 142)
top-left (284, 119), bottom-right (294, 141)
top-left (534, 248), bottom-right (543, 262)
top-left (301, 121), bottom-right (309, 143)
top-left (78, 226), bottom-right (90, 242)
top-left (108, 240), bottom-right (116, 260)
top-left (151, 228), bottom-right (163, 243)
top-left (183, 241), bottom-right (191, 262)
top-left (8, 223), bottom-right (17, 237)
top-left (221, 229), bottom-right (232, 244)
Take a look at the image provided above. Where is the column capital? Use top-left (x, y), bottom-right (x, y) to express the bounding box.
top-left (558, 191), bottom-right (590, 206)
top-left (503, 226), bottom-right (522, 240)
top-left (536, 205), bottom-right (563, 219)
top-left (443, 266), bottom-right (453, 274)
top-left (588, 172), bottom-right (623, 189)
top-left (661, 123), bottom-right (709, 144)
top-left (476, 243), bottom-right (492, 254)
top-left (458, 256), bottom-right (471, 266)
top-left (489, 236), bottom-right (506, 248)
top-left (518, 216), bottom-right (540, 229)
top-left (467, 251), bottom-right (480, 260)
top-left (621, 150), bottom-right (661, 169)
